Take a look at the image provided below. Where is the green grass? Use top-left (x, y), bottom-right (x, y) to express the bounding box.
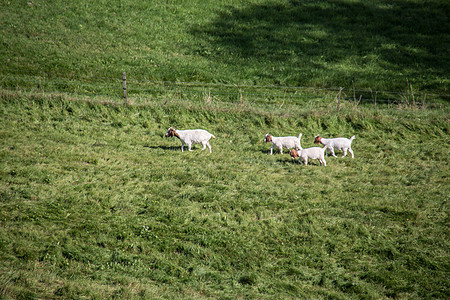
top-left (0, 91), bottom-right (449, 298)
top-left (1, 0), bottom-right (449, 298)
top-left (1, 0), bottom-right (449, 98)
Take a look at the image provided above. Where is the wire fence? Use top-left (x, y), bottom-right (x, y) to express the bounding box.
top-left (1, 68), bottom-right (449, 110)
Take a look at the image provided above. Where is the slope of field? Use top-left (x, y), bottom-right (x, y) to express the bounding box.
top-left (0, 92), bottom-right (448, 298)
top-left (1, 0), bottom-right (449, 298)
top-left (1, 0), bottom-right (449, 96)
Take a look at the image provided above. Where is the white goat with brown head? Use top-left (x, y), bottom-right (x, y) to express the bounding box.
top-left (165, 127), bottom-right (215, 153)
top-left (314, 135), bottom-right (355, 158)
top-left (264, 133), bottom-right (303, 155)
top-left (289, 146), bottom-right (330, 166)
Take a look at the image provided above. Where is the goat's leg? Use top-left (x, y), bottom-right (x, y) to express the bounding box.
top-left (348, 148), bottom-right (354, 158)
top-left (330, 148), bottom-right (337, 158)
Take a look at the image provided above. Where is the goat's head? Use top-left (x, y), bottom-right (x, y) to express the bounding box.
top-left (314, 135), bottom-right (322, 144)
top-left (165, 127), bottom-right (177, 138)
top-left (264, 134), bottom-right (272, 143)
top-left (289, 149), bottom-right (299, 159)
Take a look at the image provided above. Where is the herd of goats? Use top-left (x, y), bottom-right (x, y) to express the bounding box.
top-left (165, 127), bottom-right (355, 167)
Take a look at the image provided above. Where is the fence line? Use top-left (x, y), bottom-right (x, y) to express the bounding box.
top-left (3, 67), bottom-right (449, 98)
top-left (1, 69), bottom-right (448, 109)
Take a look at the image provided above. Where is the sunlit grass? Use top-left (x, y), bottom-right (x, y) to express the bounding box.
top-left (0, 0), bottom-right (448, 297)
top-left (1, 0), bottom-right (448, 97)
top-left (1, 92), bottom-right (448, 298)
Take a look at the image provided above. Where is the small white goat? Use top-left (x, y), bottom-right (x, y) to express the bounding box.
top-left (165, 127), bottom-right (215, 153)
top-left (264, 133), bottom-right (303, 155)
top-left (289, 146), bottom-right (329, 166)
top-left (314, 135), bottom-right (355, 158)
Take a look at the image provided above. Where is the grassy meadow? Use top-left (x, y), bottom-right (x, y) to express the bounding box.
top-left (1, 0), bottom-right (449, 97)
top-left (1, 0), bottom-right (449, 299)
top-left (1, 91), bottom-right (449, 298)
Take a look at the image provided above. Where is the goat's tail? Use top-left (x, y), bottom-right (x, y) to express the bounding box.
top-left (297, 133), bottom-right (303, 150)
top-left (350, 135), bottom-right (356, 141)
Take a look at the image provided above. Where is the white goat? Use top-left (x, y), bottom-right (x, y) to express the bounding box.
top-left (289, 146), bottom-right (329, 166)
top-left (314, 135), bottom-right (355, 158)
top-left (165, 127), bottom-right (215, 153)
top-left (264, 133), bottom-right (303, 155)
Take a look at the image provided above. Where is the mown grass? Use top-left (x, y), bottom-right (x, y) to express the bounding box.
top-left (1, 0), bottom-right (449, 298)
top-left (0, 91), bottom-right (448, 298)
top-left (1, 0), bottom-right (449, 96)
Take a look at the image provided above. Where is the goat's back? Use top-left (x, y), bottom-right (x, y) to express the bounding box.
top-left (274, 136), bottom-right (301, 148)
top-left (178, 129), bottom-right (214, 142)
top-left (300, 147), bottom-right (326, 159)
top-left (325, 137), bottom-right (353, 149)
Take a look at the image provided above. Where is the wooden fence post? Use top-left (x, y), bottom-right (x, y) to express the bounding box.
top-left (123, 72), bottom-right (127, 104)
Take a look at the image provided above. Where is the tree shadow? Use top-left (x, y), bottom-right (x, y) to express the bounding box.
top-left (190, 0), bottom-right (449, 91)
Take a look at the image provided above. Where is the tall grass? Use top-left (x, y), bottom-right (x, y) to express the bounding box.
top-left (1, 91), bottom-right (448, 298)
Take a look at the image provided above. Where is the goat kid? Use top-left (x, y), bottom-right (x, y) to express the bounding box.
top-left (289, 146), bottom-right (329, 166)
top-left (314, 135), bottom-right (355, 158)
top-left (165, 127), bottom-right (215, 153)
top-left (264, 133), bottom-right (303, 155)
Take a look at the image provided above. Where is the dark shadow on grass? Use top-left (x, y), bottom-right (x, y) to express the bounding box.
top-left (259, 149), bottom-right (272, 155)
top-left (144, 145), bottom-right (214, 152)
top-left (277, 158), bottom-right (295, 165)
top-left (144, 145), bottom-right (180, 151)
top-left (278, 158), bottom-right (324, 166)
top-left (190, 0), bottom-right (449, 91)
